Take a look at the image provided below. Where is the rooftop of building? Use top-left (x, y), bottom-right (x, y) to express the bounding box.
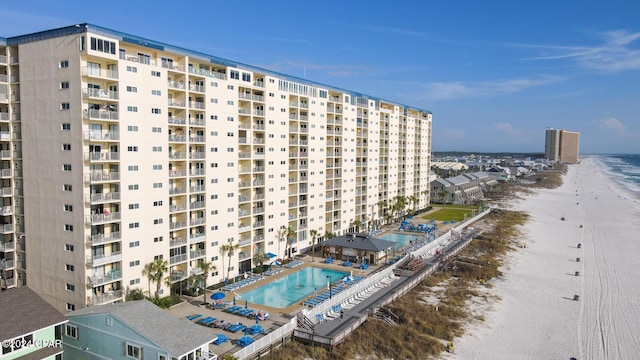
top-left (0, 286), bottom-right (68, 340)
top-left (67, 299), bottom-right (215, 357)
top-left (1, 23), bottom-right (432, 116)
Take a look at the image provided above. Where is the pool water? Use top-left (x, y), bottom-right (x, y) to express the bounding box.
top-left (241, 267), bottom-right (349, 308)
top-left (378, 232), bottom-right (424, 249)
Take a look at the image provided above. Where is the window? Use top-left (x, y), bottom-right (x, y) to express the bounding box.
top-left (127, 106), bottom-right (138, 112)
top-left (127, 146), bottom-right (138, 152)
top-left (129, 278), bottom-right (140, 285)
top-left (59, 60), bottom-right (69, 68)
top-left (129, 223), bottom-right (140, 230)
top-left (65, 244), bottom-right (74, 252)
top-left (65, 264), bottom-right (74, 272)
top-left (63, 164), bottom-right (72, 171)
top-left (129, 241), bottom-right (140, 248)
top-left (152, 127), bottom-right (162, 133)
top-left (128, 184), bottom-right (139, 190)
top-left (66, 283), bottom-right (75, 291)
top-left (153, 236), bottom-right (163, 242)
top-left (64, 224), bottom-right (73, 232)
top-left (128, 125), bottom-right (139, 132)
top-left (242, 72), bottom-right (251, 82)
top-left (153, 200), bottom-right (163, 206)
top-left (130, 260), bottom-right (140, 267)
top-left (90, 37), bottom-right (116, 54)
top-left (151, 70), bottom-right (161, 77)
top-left (151, 89), bottom-right (161, 96)
top-left (64, 204), bottom-right (73, 212)
top-left (152, 146), bottom-right (162, 152)
top-left (62, 123), bottom-right (71, 131)
top-left (153, 182), bottom-right (162, 188)
top-left (128, 165), bottom-right (139, 171)
top-left (126, 343), bottom-right (142, 359)
top-left (62, 144), bottom-right (71, 151)
top-left (153, 218), bottom-right (163, 224)
top-left (126, 66), bottom-right (137, 73)
top-left (65, 324), bottom-right (78, 339)
top-left (60, 81), bottom-right (69, 89)
top-left (63, 184), bottom-right (72, 192)
top-left (152, 164), bottom-right (162, 170)
top-left (151, 108), bottom-right (161, 114)
top-left (230, 70), bottom-right (239, 80)
top-left (61, 103), bottom-right (70, 110)
top-left (129, 203), bottom-right (139, 209)
top-left (211, 115), bottom-right (218, 120)
top-left (126, 86), bottom-right (138, 93)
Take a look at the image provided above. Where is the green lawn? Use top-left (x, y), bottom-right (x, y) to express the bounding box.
top-left (422, 205), bottom-right (480, 222)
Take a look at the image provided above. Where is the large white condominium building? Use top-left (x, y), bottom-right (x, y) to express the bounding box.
top-left (0, 24), bottom-right (432, 312)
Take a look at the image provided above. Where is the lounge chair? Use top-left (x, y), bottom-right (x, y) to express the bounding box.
top-left (227, 323), bottom-right (247, 333)
top-left (213, 333), bottom-right (229, 345)
top-left (196, 316), bottom-right (214, 325)
top-left (185, 314), bottom-right (202, 321)
top-left (238, 335), bottom-right (254, 347)
top-left (224, 305), bottom-right (242, 313)
top-left (238, 308), bottom-right (254, 317)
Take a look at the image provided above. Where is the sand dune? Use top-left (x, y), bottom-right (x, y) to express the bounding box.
top-left (446, 157), bottom-right (640, 360)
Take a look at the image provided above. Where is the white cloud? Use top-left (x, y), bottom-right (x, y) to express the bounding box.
top-left (417, 75), bottom-right (563, 101)
top-left (596, 117), bottom-right (637, 137)
top-left (521, 30), bottom-right (640, 72)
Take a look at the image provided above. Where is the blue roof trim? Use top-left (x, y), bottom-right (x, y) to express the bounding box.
top-left (4, 23), bottom-right (432, 115)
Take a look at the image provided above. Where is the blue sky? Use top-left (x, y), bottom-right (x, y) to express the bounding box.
top-left (2, 1), bottom-right (640, 154)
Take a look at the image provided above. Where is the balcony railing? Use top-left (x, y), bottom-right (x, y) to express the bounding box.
top-left (0, 241), bottom-right (15, 252)
top-left (86, 212), bottom-right (121, 225)
top-left (88, 270), bottom-right (122, 286)
top-left (86, 192), bottom-right (120, 203)
top-left (0, 224), bottom-right (14, 233)
top-left (86, 232), bottom-right (121, 245)
top-left (86, 251), bottom-right (122, 266)
top-left (190, 249), bottom-right (206, 258)
top-left (82, 88), bottom-right (119, 100)
top-left (170, 237), bottom-right (187, 247)
top-left (82, 67), bottom-right (118, 79)
top-left (170, 253), bottom-right (187, 264)
top-left (190, 233), bottom-right (206, 243)
top-left (168, 116), bottom-right (186, 125)
top-left (84, 109), bottom-right (119, 121)
top-left (83, 131), bottom-right (119, 141)
top-left (90, 289), bottom-right (123, 306)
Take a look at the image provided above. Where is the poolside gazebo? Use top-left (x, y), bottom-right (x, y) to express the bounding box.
top-left (321, 233), bottom-right (396, 265)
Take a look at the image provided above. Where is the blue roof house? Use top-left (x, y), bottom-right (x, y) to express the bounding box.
top-left (63, 300), bottom-right (217, 360)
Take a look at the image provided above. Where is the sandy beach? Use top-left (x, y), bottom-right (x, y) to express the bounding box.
top-left (444, 157), bottom-right (640, 360)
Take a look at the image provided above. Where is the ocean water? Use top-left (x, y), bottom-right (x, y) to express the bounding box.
top-left (591, 154), bottom-right (640, 195)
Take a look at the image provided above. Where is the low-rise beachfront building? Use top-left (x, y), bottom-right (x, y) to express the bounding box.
top-left (430, 171), bottom-right (497, 205)
top-left (321, 233), bottom-right (395, 266)
top-left (63, 299), bottom-right (217, 360)
top-left (0, 286), bottom-right (67, 360)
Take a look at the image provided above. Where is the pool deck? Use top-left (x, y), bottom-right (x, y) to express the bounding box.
top-left (165, 219), bottom-right (459, 357)
top-left (166, 255), bottom-right (385, 356)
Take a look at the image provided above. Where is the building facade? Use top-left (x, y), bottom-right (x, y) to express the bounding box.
top-left (0, 24), bottom-right (432, 312)
top-left (545, 128), bottom-right (580, 164)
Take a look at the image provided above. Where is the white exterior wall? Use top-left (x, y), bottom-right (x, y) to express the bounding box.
top-left (10, 25), bottom-right (432, 312)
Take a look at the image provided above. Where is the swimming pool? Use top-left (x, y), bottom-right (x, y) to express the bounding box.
top-left (241, 267), bottom-right (349, 308)
top-left (378, 232), bottom-right (424, 249)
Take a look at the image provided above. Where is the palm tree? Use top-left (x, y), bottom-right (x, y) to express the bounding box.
top-left (142, 262), bottom-right (156, 298)
top-left (220, 241), bottom-right (240, 281)
top-left (276, 226), bottom-right (287, 260)
top-left (252, 251), bottom-right (269, 271)
top-left (408, 195), bottom-right (418, 212)
top-left (187, 273), bottom-right (203, 294)
top-left (351, 219), bottom-right (363, 233)
top-left (143, 259), bottom-right (168, 299)
top-left (284, 226), bottom-right (296, 259)
top-left (421, 189), bottom-right (430, 207)
top-left (196, 261), bottom-right (216, 305)
top-left (309, 229), bottom-right (318, 262)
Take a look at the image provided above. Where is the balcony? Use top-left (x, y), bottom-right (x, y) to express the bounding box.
top-left (82, 67), bottom-right (118, 79)
top-left (168, 116), bottom-right (186, 125)
top-left (83, 131), bottom-right (119, 141)
top-left (170, 253), bottom-right (188, 265)
top-left (86, 212), bottom-right (121, 225)
top-left (86, 251), bottom-right (122, 266)
top-left (170, 204), bottom-right (186, 213)
top-left (170, 237), bottom-right (187, 247)
top-left (0, 224), bottom-right (14, 233)
top-left (189, 233), bottom-right (206, 243)
top-left (86, 192), bottom-right (120, 203)
top-left (169, 170), bottom-right (187, 178)
top-left (189, 101), bottom-right (205, 110)
top-left (170, 220), bottom-right (187, 230)
top-left (168, 134), bottom-right (187, 142)
top-left (190, 217), bottom-right (205, 226)
top-left (0, 241), bottom-right (15, 252)
top-left (84, 109), bottom-right (119, 121)
top-left (82, 88), bottom-right (119, 100)
top-left (190, 249), bottom-right (206, 259)
top-left (90, 289), bottom-right (123, 306)
top-left (169, 151), bottom-right (187, 160)
top-left (189, 152), bottom-right (205, 160)
top-left (168, 81), bottom-right (185, 90)
top-left (0, 206), bottom-right (12, 216)
top-left (169, 187), bottom-right (186, 195)
top-left (88, 270), bottom-right (122, 286)
top-left (84, 152), bottom-right (119, 162)
top-left (189, 201), bottom-right (205, 210)
top-left (86, 232), bottom-right (121, 245)
top-left (168, 99), bottom-right (185, 108)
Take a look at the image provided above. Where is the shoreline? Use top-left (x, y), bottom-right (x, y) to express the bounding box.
top-left (443, 157), bottom-right (640, 359)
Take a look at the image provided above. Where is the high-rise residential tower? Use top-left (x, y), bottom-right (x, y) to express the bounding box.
top-left (545, 128), bottom-right (580, 164)
top-left (0, 24), bottom-right (432, 312)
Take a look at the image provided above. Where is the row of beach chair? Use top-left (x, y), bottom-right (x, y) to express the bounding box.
top-left (221, 273), bottom-right (264, 292)
top-left (283, 259), bottom-right (303, 268)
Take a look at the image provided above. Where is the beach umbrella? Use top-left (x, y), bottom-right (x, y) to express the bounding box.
top-left (233, 296), bottom-right (236, 305)
top-left (267, 252), bottom-right (277, 258)
top-left (256, 318), bottom-right (259, 325)
top-left (245, 299), bottom-right (248, 309)
top-left (210, 291), bottom-right (225, 301)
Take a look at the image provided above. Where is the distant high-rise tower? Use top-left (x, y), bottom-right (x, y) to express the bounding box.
top-left (545, 128), bottom-right (580, 163)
